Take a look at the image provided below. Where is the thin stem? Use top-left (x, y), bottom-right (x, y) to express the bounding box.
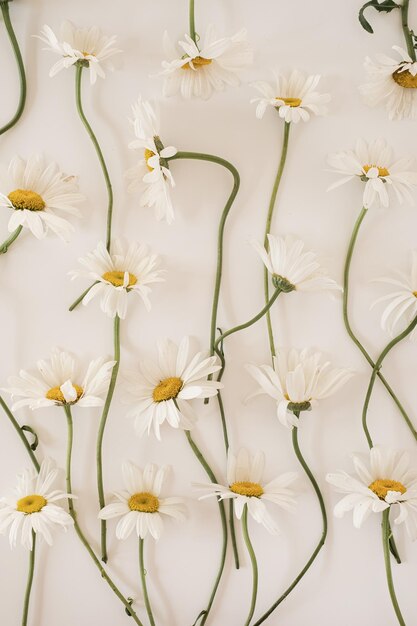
top-left (69, 281), bottom-right (98, 312)
top-left (97, 314), bottom-right (121, 562)
top-left (401, 0), bottom-right (416, 61)
top-left (382, 510), bottom-right (407, 626)
top-left (0, 225), bottom-right (23, 255)
top-left (264, 121), bottom-right (291, 360)
top-left (189, 0), bottom-right (196, 43)
top-left (0, 395), bottom-right (39, 471)
top-left (21, 531), bottom-right (36, 626)
top-left (0, 1), bottom-right (26, 136)
top-left (139, 539), bottom-right (156, 626)
top-left (241, 505), bottom-right (258, 626)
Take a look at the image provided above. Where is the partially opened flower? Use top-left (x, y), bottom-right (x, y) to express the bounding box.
top-left (159, 25), bottom-right (253, 99)
top-left (326, 447), bottom-right (417, 539)
top-left (250, 70), bottom-right (330, 122)
top-left (125, 97), bottom-right (177, 224)
top-left (124, 336), bottom-right (222, 439)
top-left (360, 46), bottom-right (417, 120)
top-left (246, 348), bottom-right (353, 428)
top-left (327, 139), bottom-right (417, 208)
top-left (0, 155), bottom-right (84, 241)
top-left (3, 347), bottom-right (115, 411)
top-left (99, 461), bottom-right (185, 540)
top-left (38, 21), bottom-right (120, 84)
top-left (69, 239), bottom-right (165, 318)
top-left (0, 458), bottom-right (74, 549)
top-left (195, 448), bottom-right (298, 534)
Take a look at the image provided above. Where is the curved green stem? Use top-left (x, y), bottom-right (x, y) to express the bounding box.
top-left (401, 0), bottom-right (416, 61)
top-left (0, 1), bottom-right (26, 136)
top-left (139, 539), bottom-right (156, 626)
top-left (189, 0), bottom-right (196, 43)
top-left (69, 281), bottom-right (99, 312)
top-left (264, 121), bottom-right (291, 360)
top-left (0, 395), bottom-right (40, 471)
top-left (382, 509), bottom-right (407, 625)
top-left (21, 530), bottom-right (36, 626)
top-left (242, 505), bottom-right (258, 626)
top-left (0, 225), bottom-right (23, 254)
top-left (97, 314), bottom-right (121, 562)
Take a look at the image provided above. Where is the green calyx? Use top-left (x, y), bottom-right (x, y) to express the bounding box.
top-left (288, 401), bottom-right (311, 413)
top-left (272, 274), bottom-right (295, 293)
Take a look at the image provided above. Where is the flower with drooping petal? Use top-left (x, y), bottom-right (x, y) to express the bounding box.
top-left (0, 155), bottom-right (84, 241)
top-left (326, 447), bottom-right (417, 540)
top-left (123, 337), bottom-right (222, 440)
top-left (327, 138), bottom-right (417, 208)
top-left (246, 348), bottom-right (353, 428)
top-left (250, 70), bottom-right (330, 122)
top-left (99, 461), bottom-right (185, 540)
top-left (0, 458), bottom-right (74, 549)
top-left (195, 448), bottom-right (298, 534)
top-left (69, 239), bottom-right (165, 319)
top-left (159, 25), bottom-right (253, 99)
top-left (38, 20), bottom-right (120, 84)
top-left (125, 97), bottom-right (177, 224)
top-left (3, 347), bottom-right (115, 411)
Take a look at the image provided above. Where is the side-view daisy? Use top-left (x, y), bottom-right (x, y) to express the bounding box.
top-left (69, 239), bottom-right (165, 318)
top-left (3, 347), bottom-right (115, 411)
top-left (250, 69), bottom-right (330, 122)
top-left (195, 448), bottom-right (298, 534)
top-left (326, 447), bottom-right (417, 539)
top-left (159, 25), bottom-right (253, 99)
top-left (124, 336), bottom-right (222, 439)
top-left (0, 458), bottom-right (74, 549)
top-left (327, 138), bottom-right (417, 208)
top-left (0, 154), bottom-right (84, 241)
top-left (246, 348), bottom-right (353, 428)
top-left (38, 20), bottom-right (120, 84)
top-left (99, 461), bottom-right (185, 540)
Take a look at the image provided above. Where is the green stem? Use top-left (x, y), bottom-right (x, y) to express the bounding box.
top-left (184, 429), bottom-right (228, 626)
top-left (263, 121), bottom-right (291, 360)
top-left (0, 395), bottom-right (40, 471)
top-left (139, 538), bottom-right (156, 626)
top-left (189, 0), bottom-right (196, 43)
top-left (69, 281), bottom-right (99, 312)
top-left (21, 530), bottom-right (36, 626)
top-left (0, 1), bottom-right (26, 136)
top-left (242, 505), bottom-right (258, 626)
top-left (401, 0), bottom-right (416, 61)
top-left (0, 225), bottom-right (23, 254)
top-left (382, 510), bottom-right (407, 626)
top-left (97, 314), bottom-right (121, 563)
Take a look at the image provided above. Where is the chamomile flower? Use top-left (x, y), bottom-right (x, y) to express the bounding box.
top-left (326, 447), bottom-right (417, 539)
top-left (160, 25), bottom-right (253, 99)
top-left (327, 138), bottom-right (417, 208)
top-left (195, 448), bottom-right (298, 534)
top-left (124, 336), bottom-right (222, 440)
top-left (0, 155), bottom-right (84, 241)
top-left (250, 70), bottom-right (330, 122)
top-left (125, 97), bottom-right (177, 224)
top-left (38, 21), bottom-right (120, 84)
top-left (3, 347), bottom-right (115, 411)
top-left (360, 45), bottom-right (417, 120)
top-left (69, 239), bottom-right (164, 319)
top-left (0, 458), bottom-right (74, 549)
top-left (246, 348), bottom-right (353, 429)
top-left (99, 461), bottom-right (185, 540)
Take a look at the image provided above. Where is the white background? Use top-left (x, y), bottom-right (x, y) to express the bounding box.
top-left (1, 1), bottom-right (417, 624)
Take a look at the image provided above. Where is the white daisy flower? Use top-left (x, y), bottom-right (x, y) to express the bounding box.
top-left (251, 234), bottom-right (341, 294)
top-left (195, 448), bottom-right (298, 534)
top-left (0, 155), bottom-right (84, 241)
top-left (250, 69), bottom-right (330, 122)
top-left (360, 45), bottom-right (417, 120)
top-left (69, 239), bottom-right (165, 319)
top-left (246, 348), bottom-right (353, 429)
top-left (326, 447), bottom-right (417, 540)
top-left (99, 461), bottom-right (185, 540)
top-left (0, 458), bottom-right (74, 549)
top-left (124, 336), bottom-right (222, 440)
top-left (3, 347), bottom-right (115, 411)
top-left (125, 97), bottom-right (177, 224)
top-left (159, 25), bottom-right (253, 99)
top-left (327, 138), bottom-right (417, 208)
top-left (38, 20), bottom-right (120, 84)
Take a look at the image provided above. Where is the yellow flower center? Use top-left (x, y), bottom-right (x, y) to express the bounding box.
top-left (181, 56), bottom-right (213, 70)
top-left (392, 68), bottom-right (417, 88)
top-left (368, 479), bottom-right (407, 500)
top-left (363, 164), bottom-right (390, 177)
top-left (276, 97), bottom-right (302, 107)
top-left (17, 494), bottom-right (47, 514)
top-left (128, 492), bottom-right (160, 513)
top-left (102, 270), bottom-right (138, 288)
top-left (46, 384), bottom-right (83, 404)
top-left (8, 189), bottom-right (46, 212)
top-left (144, 148), bottom-right (156, 172)
top-left (413, 291), bottom-right (417, 298)
top-left (230, 481), bottom-right (264, 497)
top-left (152, 376), bottom-right (183, 402)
